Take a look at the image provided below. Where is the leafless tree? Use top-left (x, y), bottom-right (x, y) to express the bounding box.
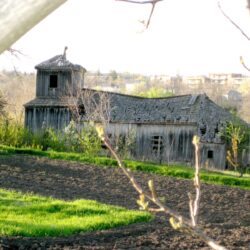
top-left (1, 72), bottom-right (35, 121)
top-left (66, 85), bottom-right (112, 133)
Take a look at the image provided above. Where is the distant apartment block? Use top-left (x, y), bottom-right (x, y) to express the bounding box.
top-left (182, 76), bottom-right (210, 85)
top-left (208, 73), bottom-right (247, 85)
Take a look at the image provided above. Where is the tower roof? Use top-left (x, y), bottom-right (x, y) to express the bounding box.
top-left (35, 54), bottom-right (86, 72)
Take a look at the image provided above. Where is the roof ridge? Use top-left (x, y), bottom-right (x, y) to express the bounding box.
top-left (82, 88), bottom-right (192, 100)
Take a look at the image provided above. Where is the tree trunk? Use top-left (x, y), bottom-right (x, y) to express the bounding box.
top-left (0, 0), bottom-right (67, 54)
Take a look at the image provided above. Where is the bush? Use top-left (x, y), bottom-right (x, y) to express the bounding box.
top-left (0, 119), bottom-right (102, 157)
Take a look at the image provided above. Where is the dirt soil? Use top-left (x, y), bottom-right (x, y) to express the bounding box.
top-left (0, 155), bottom-right (249, 250)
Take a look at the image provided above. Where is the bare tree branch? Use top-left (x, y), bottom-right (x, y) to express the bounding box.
top-left (96, 129), bottom-right (227, 250)
top-left (247, 0), bottom-right (250, 13)
top-left (218, 1), bottom-right (250, 72)
top-left (240, 56), bottom-right (250, 72)
top-left (217, 1), bottom-right (250, 42)
top-left (116, 0), bottom-right (164, 28)
top-left (116, 0), bottom-right (163, 4)
top-left (7, 48), bottom-right (26, 59)
top-left (189, 136), bottom-right (201, 227)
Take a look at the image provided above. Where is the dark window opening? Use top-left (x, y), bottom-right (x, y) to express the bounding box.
top-left (200, 126), bottom-right (206, 135)
top-left (214, 124), bottom-right (219, 134)
top-left (78, 105), bottom-right (85, 115)
top-left (178, 133), bottom-right (184, 153)
top-left (207, 150), bottom-right (213, 159)
top-left (49, 75), bottom-right (58, 88)
top-left (151, 135), bottom-right (164, 155)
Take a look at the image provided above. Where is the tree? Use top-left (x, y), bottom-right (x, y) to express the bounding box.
top-left (224, 122), bottom-right (249, 177)
top-left (136, 86), bottom-right (173, 98)
top-left (0, 72), bottom-right (36, 121)
top-left (109, 70), bottom-right (118, 81)
top-left (0, 90), bottom-right (6, 116)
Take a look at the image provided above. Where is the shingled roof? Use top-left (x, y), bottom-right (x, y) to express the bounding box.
top-left (80, 88), bottom-right (239, 143)
top-left (35, 55), bottom-right (85, 72)
top-left (26, 88), bottom-right (234, 125)
top-left (88, 91), bottom-right (198, 124)
top-left (24, 97), bottom-right (77, 107)
top-left (80, 89), bottom-right (233, 125)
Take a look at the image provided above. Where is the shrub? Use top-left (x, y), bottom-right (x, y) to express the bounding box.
top-left (0, 118), bottom-right (102, 157)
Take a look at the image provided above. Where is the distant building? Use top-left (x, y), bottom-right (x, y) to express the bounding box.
top-left (25, 53), bottom-right (249, 170)
top-left (183, 75), bottom-right (210, 86)
top-left (209, 73), bottom-right (247, 85)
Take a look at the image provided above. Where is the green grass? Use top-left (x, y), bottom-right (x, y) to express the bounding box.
top-left (0, 144), bottom-right (249, 190)
top-left (0, 188), bottom-right (151, 237)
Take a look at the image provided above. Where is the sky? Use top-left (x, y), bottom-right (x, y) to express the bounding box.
top-left (0, 0), bottom-right (250, 76)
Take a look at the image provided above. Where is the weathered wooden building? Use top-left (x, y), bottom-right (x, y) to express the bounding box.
top-left (25, 53), bottom-right (248, 169)
top-left (25, 52), bottom-right (86, 131)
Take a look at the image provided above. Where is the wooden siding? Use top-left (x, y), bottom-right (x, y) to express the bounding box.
top-left (25, 107), bottom-right (71, 132)
top-left (105, 123), bottom-right (232, 169)
top-left (36, 70), bottom-right (83, 98)
top-left (200, 143), bottom-right (226, 170)
top-left (106, 123), bottom-right (196, 164)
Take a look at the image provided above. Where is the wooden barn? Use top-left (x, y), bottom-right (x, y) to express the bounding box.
top-left (25, 53), bottom-right (247, 170)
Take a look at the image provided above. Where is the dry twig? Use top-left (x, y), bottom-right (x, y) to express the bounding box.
top-left (116, 0), bottom-right (164, 28)
top-left (218, 1), bottom-right (250, 72)
top-left (189, 136), bottom-right (201, 226)
top-left (6, 48), bottom-right (26, 59)
top-left (217, 1), bottom-right (250, 42)
top-left (240, 56), bottom-right (250, 72)
top-left (95, 125), bottom-right (227, 250)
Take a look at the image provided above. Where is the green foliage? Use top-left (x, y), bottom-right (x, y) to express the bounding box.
top-left (136, 87), bottom-right (174, 98)
top-left (1, 145), bottom-right (249, 190)
top-left (79, 125), bottom-right (102, 156)
top-left (0, 119), bottom-right (33, 148)
top-left (0, 91), bottom-right (6, 116)
top-left (0, 118), bottom-right (101, 156)
top-left (63, 121), bottom-right (101, 155)
top-left (115, 129), bottom-right (136, 159)
top-left (222, 121), bottom-right (250, 176)
top-left (0, 188), bottom-right (151, 237)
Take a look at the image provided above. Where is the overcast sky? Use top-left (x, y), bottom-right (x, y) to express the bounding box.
top-left (0, 0), bottom-right (250, 76)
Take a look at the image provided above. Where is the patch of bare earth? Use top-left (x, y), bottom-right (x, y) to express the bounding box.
top-left (0, 155), bottom-right (249, 250)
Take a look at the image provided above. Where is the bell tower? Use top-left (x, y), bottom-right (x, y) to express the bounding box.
top-left (24, 48), bottom-right (86, 131)
top-left (35, 47), bottom-right (86, 98)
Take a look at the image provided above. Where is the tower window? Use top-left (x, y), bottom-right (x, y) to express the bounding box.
top-left (207, 150), bottom-right (213, 159)
top-left (49, 75), bottom-right (58, 88)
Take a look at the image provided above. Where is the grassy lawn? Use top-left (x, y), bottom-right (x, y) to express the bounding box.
top-left (0, 188), bottom-right (151, 237)
top-left (0, 144), bottom-right (249, 190)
